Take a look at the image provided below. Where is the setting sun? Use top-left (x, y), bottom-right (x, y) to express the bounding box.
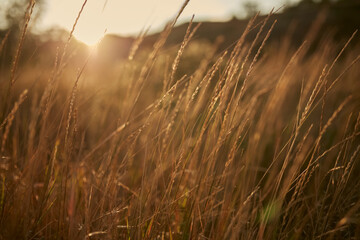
top-left (71, 1), bottom-right (108, 46)
top-left (43, 0), bottom-right (109, 45)
top-left (39, 0), bottom-right (288, 45)
top-left (39, 0), bottom-right (243, 45)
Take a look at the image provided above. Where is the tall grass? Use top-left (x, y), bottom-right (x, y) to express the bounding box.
top-left (0, 1), bottom-right (359, 239)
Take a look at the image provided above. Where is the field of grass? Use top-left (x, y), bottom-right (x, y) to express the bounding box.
top-left (0, 1), bottom-right (360, 239)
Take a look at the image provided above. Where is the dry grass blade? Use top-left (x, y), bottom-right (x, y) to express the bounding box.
top-left (1, 89), bottom-right (28, 153)
top-left (10, 0), bottom-right (35, 86)
top-left (0, 30), bottom-right (11, 55)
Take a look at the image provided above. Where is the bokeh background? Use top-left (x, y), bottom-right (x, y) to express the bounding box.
top-left (1, 0), bottom-right (319, 45)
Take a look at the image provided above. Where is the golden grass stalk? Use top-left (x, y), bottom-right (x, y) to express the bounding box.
top-left (1, 89), bottom-right (28, 153)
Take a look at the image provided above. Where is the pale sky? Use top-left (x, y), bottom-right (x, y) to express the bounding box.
top-left (12, 0), bottom-right (299, 45)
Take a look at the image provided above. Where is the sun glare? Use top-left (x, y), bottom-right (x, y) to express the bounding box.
top-left (73, 22), bottom-right (106, 46)
top-left (41, 0), bottom-right (236, 46)
top-left (71, 1), bottom-right (107, 46)
top-left (40, 0), bottom-right (292, 46)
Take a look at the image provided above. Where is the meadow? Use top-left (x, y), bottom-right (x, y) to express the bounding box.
top-left (0, 0), bottom-right (359, 239)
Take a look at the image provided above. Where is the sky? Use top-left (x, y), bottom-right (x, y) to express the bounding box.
top-left (15, 0), bottom-right (298, 45)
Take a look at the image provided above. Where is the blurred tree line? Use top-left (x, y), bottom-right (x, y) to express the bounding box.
top-left (241, 0), bottom-right (359, 17)
top-left (0, 0), bottom-right (44, 31)
top-left (0, 0), bottom-right (44, 69)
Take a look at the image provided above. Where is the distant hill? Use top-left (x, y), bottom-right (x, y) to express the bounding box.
top-left (97, 0), bottom-right (360, 62)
